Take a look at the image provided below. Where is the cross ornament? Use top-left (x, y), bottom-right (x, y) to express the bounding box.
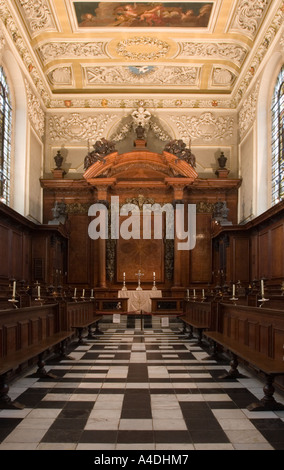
top-left (135, 269), bottom-right (144, 291)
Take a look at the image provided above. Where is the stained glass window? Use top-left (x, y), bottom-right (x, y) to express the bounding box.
top-left (0, 67), bottom-right (12, 205)
top-left (271, 65), bottom-right (284, 206)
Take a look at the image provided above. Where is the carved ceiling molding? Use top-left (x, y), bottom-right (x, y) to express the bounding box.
top-left (83, 65), bottom-right (200, 87)
top-left (0, 20), bottom-right (5, 61)
top-left (0, 0), bottom-right (49, 105)
top-left (239, 80), bottom-right (260, 140)
top-left (47, 112), bottom-right (118, 142)
top-left (170, 112), bottom-right (235, 143)
top-left (24, 79), bottom-right (45, 138)
top-left (37, 40), bottom-right (108, 64)
top-left (228, 0), bottom-right (269, 39)
top-left (0, 0), bottom-right (282, 111)
top-left (16, 0), bottom-right (58, 36)
top-left (48, 97), bottom-right (236, 110)
top-left (235, 6), bottom-right (283, 106)
top-left (177, 40), bottom-right (248, 68)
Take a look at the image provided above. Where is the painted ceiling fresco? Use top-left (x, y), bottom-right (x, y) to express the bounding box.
top-left (74, 2), bottom-right (213, 28)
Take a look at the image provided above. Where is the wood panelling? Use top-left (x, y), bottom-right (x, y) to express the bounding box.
top-left (213, 201), bottom-right (284, 286)
top-left (218, 303), bottom-right (284, 359)
top-left (116, 213), bottom-right (164, 283)
top-left (259, 231), bottom-right (270, 279)
top-left (68, 214), bottom-right (90, 285)
top-left (0, 304), bottom-right (60, 359)
top-left (271, 224), bottom-right (284, 279)
top-left (232, 236), bottom-right (250, 282)
top-left (189, 213), bottom-right (212, 283)
top-left (0, 225), bottom-right (9, 278)
top-left (0, 203), bottom-right (68, 289)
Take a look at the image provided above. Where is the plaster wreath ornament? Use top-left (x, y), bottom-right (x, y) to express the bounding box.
top-left (116, 36), bottom-right (170, 60)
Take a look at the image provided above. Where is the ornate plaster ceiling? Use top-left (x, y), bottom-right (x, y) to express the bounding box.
top-left (2, 0), bottom-right (283, 108)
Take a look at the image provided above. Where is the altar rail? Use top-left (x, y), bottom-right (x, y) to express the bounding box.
top-left (95, 297), bottom-right (128, 313)
top-left (151, 297), bottom-right (183, 314)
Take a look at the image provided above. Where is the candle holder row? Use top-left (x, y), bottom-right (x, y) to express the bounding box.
top-left (121, 272), bottom-right (157, 291)
top-left (72, 288), bottom-right (95, 302)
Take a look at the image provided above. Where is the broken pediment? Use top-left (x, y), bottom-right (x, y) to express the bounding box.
top-left (83, 147), bottom-right (198, 189)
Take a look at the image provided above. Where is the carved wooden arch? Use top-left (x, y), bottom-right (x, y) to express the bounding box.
top-left (83, 149), bottom-right (198, 189)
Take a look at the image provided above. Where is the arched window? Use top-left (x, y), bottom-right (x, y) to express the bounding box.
top-left (271, 65), bottom-right (284, 206)
top-left (0, 66), bottom-right (12, 204)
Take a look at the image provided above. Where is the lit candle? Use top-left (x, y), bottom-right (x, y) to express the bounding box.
top-left (186, 289), bottom-right (189, 298)
top-left (193, 289), bottom-right (196, 296)
top-left (232, 284), bottom-right (235, 297)
top-left (261, 280), bottom-right (264, 297)
top-left (153, 272), bottom-right (155, 277)
top-left (12, 281), bottom-right (16, 298)
top-left (82, 289), bottom-right (85, 298)
top-left (91, 289), bottom-right (94, 298)
top-left (123, 272), bottom-right (125, 278)
top-left (74, 288), bottom-right (77, 297)
top-left (202, 289), bottom-right (205, 297)
top-left (38, 286), bottom-right (40, 298)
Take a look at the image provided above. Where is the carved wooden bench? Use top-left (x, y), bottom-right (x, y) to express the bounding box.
top-left (0, 330), bottom-right (73, 410)
top-left (71, 314), bottom-right (103, 344)
top-left (182, 300), bottom-right (216, 345)
top-left (0, 303), bottom-right (76, 410)
top-left (204, 303), bottom-right (284, 411)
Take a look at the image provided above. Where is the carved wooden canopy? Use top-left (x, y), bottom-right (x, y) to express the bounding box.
top-left (83, 148), bottom-right (198, 191)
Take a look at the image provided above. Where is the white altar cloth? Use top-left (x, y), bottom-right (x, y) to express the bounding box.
top-left (118, 289), bottom-right (162, 313)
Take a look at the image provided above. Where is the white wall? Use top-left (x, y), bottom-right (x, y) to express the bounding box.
top-left (238, 32), bottom-right (284, 221)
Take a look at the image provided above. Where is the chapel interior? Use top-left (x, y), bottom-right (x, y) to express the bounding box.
top-left (0, 0), bottom-right (284, 452)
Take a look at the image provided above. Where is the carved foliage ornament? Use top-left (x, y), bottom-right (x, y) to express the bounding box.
top-left (178, 41), bottom-right (247, 68)
top-left (230, 0), bottom-right (269, 38)
top-left (48, 113), bottom-right (117, 142)
top-left (17, 0), bottom-right (57, 34)
top-left (239, 80), bottom-right (260, 139)
top-left (84, 138), bottom-right (116, 169)
top-left (170, 112), bottom-right (234, 142)
top-left (37, 41), bottom-right (108, 64)
top-left (24, 79), bottom-right (45, 138)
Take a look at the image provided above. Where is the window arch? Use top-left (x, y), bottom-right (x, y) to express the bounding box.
top-left (0, 66), bottom-right (12, 204)
top-left (271, 65), bottom-right (284, 206)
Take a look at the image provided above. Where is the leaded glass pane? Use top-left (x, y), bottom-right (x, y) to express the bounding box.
top-left (271, 66), bottom-right (284, 205)
top-left (0, 67), bottom-right (12, 205)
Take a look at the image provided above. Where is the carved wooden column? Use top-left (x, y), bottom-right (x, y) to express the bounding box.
top-left (95, 184), bottom-right (110, 289)
top-left (171, 182), bottom-right (187, 289)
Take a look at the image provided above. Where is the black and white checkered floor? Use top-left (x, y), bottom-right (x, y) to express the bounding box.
top-left (1, 317), bottom-right (284, 451)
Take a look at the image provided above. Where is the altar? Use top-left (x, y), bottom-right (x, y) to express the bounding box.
top-left (118, 289), bottom-right (162, 313)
